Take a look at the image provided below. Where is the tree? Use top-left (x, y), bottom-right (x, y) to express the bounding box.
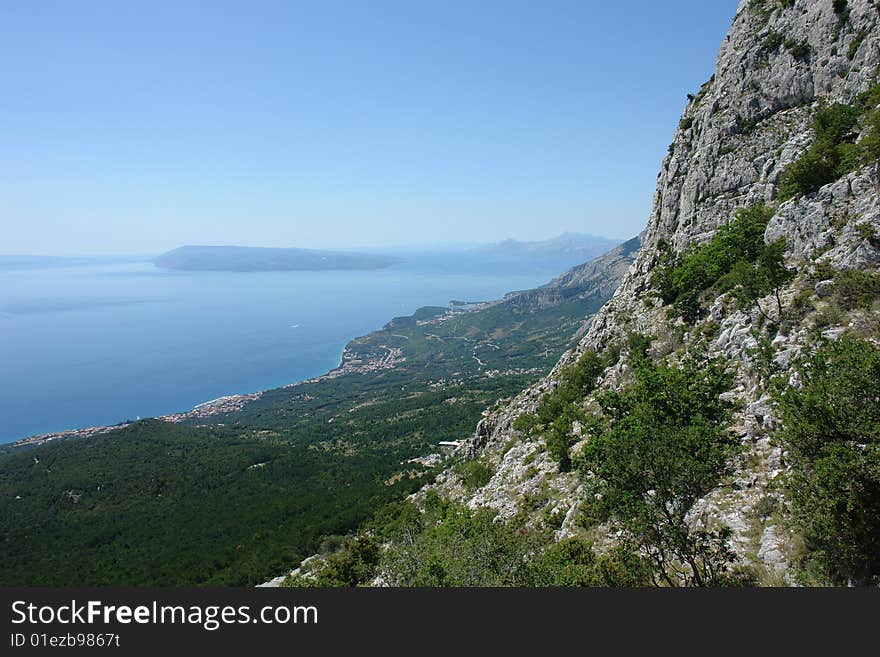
top-left (579, 349), bottom-right (743, 586)
top-left (775, 336), bottom-right (880, 585)
top-left (722, 237), bottom-right (793, 319)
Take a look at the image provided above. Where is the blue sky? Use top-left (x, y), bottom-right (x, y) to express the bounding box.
top-left (0, 1), bottom-right (737, 255)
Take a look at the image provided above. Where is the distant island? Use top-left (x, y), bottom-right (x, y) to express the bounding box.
top-left (154, 245), bottom-right (403, 272)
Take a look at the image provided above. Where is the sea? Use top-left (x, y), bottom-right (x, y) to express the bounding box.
top-left (0, 250), bottom-right (585, 443)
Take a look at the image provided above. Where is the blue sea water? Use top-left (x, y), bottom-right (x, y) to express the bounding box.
top-left (0, 252), bottom-right (580, 443)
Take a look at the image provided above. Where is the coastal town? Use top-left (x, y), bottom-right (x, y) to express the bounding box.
top-left (285, 344), bottom-right (406, 388)
top-left (5, 296), bottom-right (541, 451)
top-left (6, 392), bottom-right (266, 450)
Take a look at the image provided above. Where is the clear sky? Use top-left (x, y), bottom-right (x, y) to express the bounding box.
top-left (0, 0), bottom-right (737, 255)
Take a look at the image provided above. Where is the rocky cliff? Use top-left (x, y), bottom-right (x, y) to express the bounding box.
top-left (423, 0), bottom-right (880, 584)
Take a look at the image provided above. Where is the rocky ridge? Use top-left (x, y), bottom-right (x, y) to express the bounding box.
top-left (424, 0), bottom-right (880, 585)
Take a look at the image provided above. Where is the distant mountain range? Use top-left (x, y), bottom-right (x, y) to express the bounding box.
top-left (6, 235), bottom-right (622, 274)
top-left (475, 232), bottom-right (621, 261)
top-left (154, 245), bottom-right (403, 272)
top-left (154, 236), bottom-right (622, 273)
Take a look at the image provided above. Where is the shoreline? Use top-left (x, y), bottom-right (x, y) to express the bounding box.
top-left (2, 301), bottom-right (483, 451)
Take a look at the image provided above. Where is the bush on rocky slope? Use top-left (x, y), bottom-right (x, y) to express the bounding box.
top-left (377, 493), bottom-right (651, 587)
top-left (778, 84), bottom-right (880, 201)
top-left (775, 335), bottom-right (880, 586)
top-left (655, 204), bottom-right (791, 322)
top-left (514, 349), bottom-right (614, 471)
top-left (578, 346), bottom-right (750, 586)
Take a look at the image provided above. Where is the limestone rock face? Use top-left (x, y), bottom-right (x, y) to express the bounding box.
top-left (581, 0), bottom-right (880, 358)
top-left (426, 0), bottom-right (880, 584)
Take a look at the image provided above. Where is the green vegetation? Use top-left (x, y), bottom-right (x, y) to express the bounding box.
top-left (455, 459), bottom-right (495, 490)
top-left (376, 493), bottom-right (650, 586)
top-left (283, 535), bottom-right (381, 587)
top-left (735, 113), bottom-right (761, 134)
top-left (834, 0), bottom-right (851, 29)
top-left (778, 86), bottom-right (880, 201)
top-left (778, 104), bottom-right (859, 200)
top-left (283, 326), bottom-right (880, 590)
top-left (512, 412), bottom-right (540, 434)
top-left (749, 0), bottom-right (794, 20)
top-left (579, 347), bottom-right (746, 586)
top-left (379, 494), bottom-right (539, 585)
top-left (804, 266), bottom-right (880, 331)
top-left (763, 30), bottom-right (783, 53)
top-left (0, 363), bottom-right (524, 587)
top-left (848, 30), bottom-right (867, 60)
top-left (516, 349), bottom-right (614, 471)
top-left (829, 268), bottom-right (880, 310)
top-left (783, 39), bottom-right (811, 62)
top-left (856, 221), bottom-right (879, 246)
top-left (655, 204), bottom-right (792, 322)
top-left (0, 420), bottom-right (432, 586)
top-left (775, 336), bottom-right (880, 585)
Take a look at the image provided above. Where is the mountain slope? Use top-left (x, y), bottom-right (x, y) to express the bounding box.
top-left (500, 235), bottom-right (642, 310)
top-left (374, 0), bottom-right (880, 587)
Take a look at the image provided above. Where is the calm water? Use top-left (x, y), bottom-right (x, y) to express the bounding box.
top-left (0, 252), bottom-right (578, 443)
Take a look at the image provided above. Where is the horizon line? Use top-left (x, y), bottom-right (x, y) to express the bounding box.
top-left (0, 231), bottom-right (633, 259)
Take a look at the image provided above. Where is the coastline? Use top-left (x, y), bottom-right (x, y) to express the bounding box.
top-left (3, 301), bottom-right (482, 451)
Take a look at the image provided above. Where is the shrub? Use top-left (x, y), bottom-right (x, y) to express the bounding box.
top-left (579, 349), bottom-right (742, 586)
top-left (284, 535), bottom-right (380, 587)
top-left (512, 413), bottom-right (539, 435)
top-left (749, 0), bottom-right (793, 19)
top-left (778, 88), bottom-right (880, 201)
top-left (379, 495), bottom-right (543, 586)
top-left (456, 459), bottom-right (494, 490)
top-left (830, 268), bottom-right (880, 310)
top-left (529, 537), bottom-right (653, 587)
top-left (856, 222), bottom-right (880, 247)
top-left (655, 204), bottom-right (790, 322)
top-left (778, 145), bottom-right (839, 200)
top-left (784, 39), bottom-right (811, 61)
top-left (532, 349), bottom-right (611, 471)
top-left (774, 336), bottom-right (880, 585)
top-left (378, 496), bottom-right (654, 587)
top-left (848, 30), bottom-right (867, 60)
top-left (763, 30), bottom-right (783, 52)
top-left (721, 237), bottom-right (793, 319)
top-left (778, 103), bottom-right (859, 200)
